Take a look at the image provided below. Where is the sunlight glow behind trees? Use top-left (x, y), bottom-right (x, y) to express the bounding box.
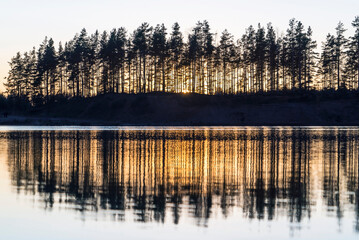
top-left (4, 18), bottom-right (359, 99)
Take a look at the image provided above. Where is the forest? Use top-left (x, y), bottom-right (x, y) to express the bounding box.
top-left (4, 17), bottom-right (359, 102)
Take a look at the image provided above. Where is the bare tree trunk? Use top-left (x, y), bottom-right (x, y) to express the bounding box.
top-left (337, 55), bottom-right (340, 89)
top-left (138, 56), bottom-right (141, 93)
top-left (223, 62), bottom-right (226, 94)
top-left (46, 71), bottom-right (49, 98)
top-left (143, 56), bottom-right (146, 93)
top-left (162, 57), bottom-right (165, 92)
top-left (154, 56), bottom-right (157, 91)
top-left (192, 60), bottom-right (196, 93)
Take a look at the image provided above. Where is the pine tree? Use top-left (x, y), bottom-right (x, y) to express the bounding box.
top-left (5, 52), bottom-right (23, 96)
top-left (219, 29), bottom-right (234, 93)
top-left (203, 21), bottom-right (215, 94)
top-left (303, 27), bottom-right (317, 90)
top-left (132, 23), bottom-right (152, 93)
top-left (242, 25), bottom-right (256, 92)
top-left (255, 24), bottom-right (266, 91)
top-left (151, 24), bottom-right (168, 92)
top-left (266, 23), bottom-right (279, 91)
top-left (347, 16), bottom-right (359, 89)
top-left (88, 30), bottom-right (100, 95)
top-left (42, 38), bottom-right (57, 97)
top-left (169, 22), bottom-right (184, 93)
top-left (334, 22), bottom-right (348, 89)
top-left (99, 30), bottom-right (109, 94)
top-left (320, 34), bottom-right (336, 89)
top-left (188, 22), bottom-right (202, 93)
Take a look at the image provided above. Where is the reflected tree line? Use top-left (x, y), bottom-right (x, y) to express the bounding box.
top-left (4, 17), bottom-right (359, 100)
top-left (4, 130), bottom-right (359, 229)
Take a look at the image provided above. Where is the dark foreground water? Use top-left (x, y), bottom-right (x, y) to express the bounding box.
top-left (0, 127), bottom-right (358, 240)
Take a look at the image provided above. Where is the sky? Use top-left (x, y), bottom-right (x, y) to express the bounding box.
top-left (0, 0), bottom-right (359, 92)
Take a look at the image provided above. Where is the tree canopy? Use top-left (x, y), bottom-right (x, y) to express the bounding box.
top-left (5, 18), bottom-right (359, 101)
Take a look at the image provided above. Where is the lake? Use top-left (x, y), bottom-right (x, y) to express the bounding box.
top-left (0, 127), bottom-right (358, 239)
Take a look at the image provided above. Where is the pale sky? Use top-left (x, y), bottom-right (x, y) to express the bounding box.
top-left (1, 0), bottom-right (358, 92)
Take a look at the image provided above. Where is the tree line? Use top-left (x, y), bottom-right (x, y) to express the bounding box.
top-left (4, 17), bottom-right (359, 100)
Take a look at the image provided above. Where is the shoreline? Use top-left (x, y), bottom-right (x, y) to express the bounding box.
top-left (1, 116), bottom-right (358, 127)
top-left (1, 92), bottom-right (359, 126)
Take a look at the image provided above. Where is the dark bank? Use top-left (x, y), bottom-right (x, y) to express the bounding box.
top-left (1, 90), bottom-right (359, 126)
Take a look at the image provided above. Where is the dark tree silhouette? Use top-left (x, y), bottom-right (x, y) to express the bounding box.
top-left (5, 17), bottom-right (359, 100)
top-left (346, 17), bottom-right (359, 89)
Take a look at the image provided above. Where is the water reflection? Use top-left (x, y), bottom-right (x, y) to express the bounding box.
top-left (3, 129), bottom-right (359, 231)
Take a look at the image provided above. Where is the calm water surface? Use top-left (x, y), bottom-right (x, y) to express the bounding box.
top-left (0, 127), bottom-right (358, 239)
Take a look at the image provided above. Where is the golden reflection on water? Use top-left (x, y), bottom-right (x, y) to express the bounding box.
top-left (2, 129), bottom-right (359, 229)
